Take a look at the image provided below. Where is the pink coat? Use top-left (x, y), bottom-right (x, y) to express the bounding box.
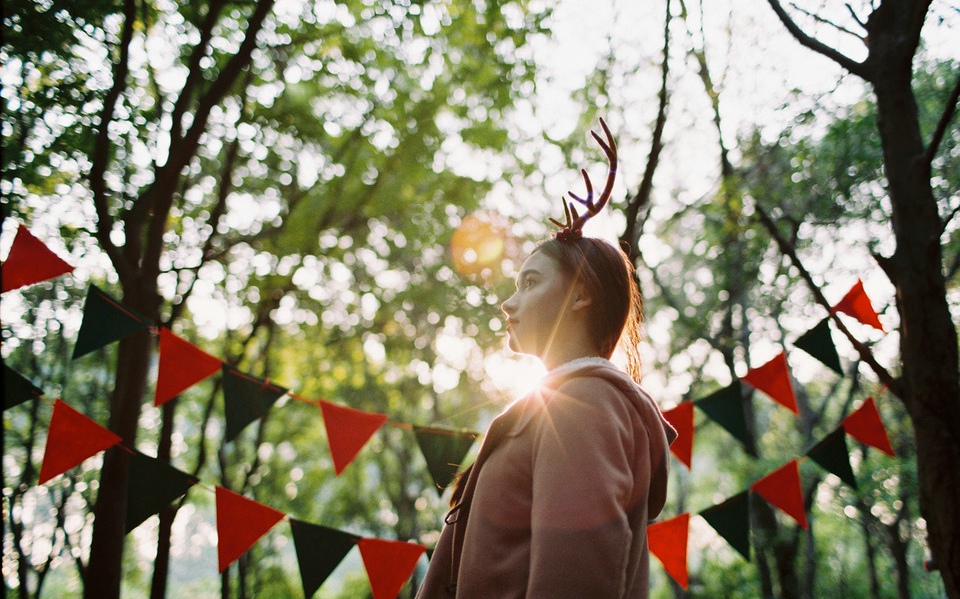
top-left (417, 358), bottom-right (677, 598)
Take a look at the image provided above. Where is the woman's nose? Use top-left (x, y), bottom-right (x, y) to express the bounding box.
top-left (501, 293), bottom-right (517, 315)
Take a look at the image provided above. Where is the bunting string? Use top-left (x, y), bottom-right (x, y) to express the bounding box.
top-left (2, 222), bottom-right (898, 595)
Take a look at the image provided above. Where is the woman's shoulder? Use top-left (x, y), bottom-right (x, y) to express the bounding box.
top-left (544, 359), bottom-right (674, 439)
top-left (545, 367), bottom-right (638, 423)
top-left (546, 358), bottom-right (640, 399)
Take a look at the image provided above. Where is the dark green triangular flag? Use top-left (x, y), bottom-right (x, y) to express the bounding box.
top-left (807, 427), bottom-right (857, 489)
top-left (125, 451), bottom-right (198, 533)
top-left (700, 491), bottom-right (751, 561)
top-left (695, 381), bottom-right (756, 456)
top-left (413, 426), bottom-right (479, 495)
top-left (3, 364), bottom-right (44, 410)
top-left (289, 519), bottom-right (359, 599)
top-left (221, 365), bottom-right (287, 442)
top-left (793, 317), bottom-right (843, 375)
top-left (72, 285), bottom-right (152, 359)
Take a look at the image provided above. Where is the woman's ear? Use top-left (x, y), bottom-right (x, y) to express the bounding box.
top-left (570, 284), bottom-right (593, 311)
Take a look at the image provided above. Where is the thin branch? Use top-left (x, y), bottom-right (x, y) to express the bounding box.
top-left (123, 0), bottom-right (228, 238)
top-left (621, 0), bottom-right (670, 256)
top-left (845, 3), bottom-right (868, 29)
top-left (89, 0), bottom-right (137, 287)
top-left (923, 71), bottom-right (960, 168)
top-left (143, 0), bottom-right (276, 283)
top-left (168, 0), bottom-right (228, 147)
top-left (787, 1), bottom-right (866, 40)
top-left (166, 76), bottom-right (251, 327)
top-left (753, 203), bottom-right (903, 398)
top-left (765, 0), bottom-right (868, 78)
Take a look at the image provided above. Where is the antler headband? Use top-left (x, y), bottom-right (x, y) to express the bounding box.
top-left (549, 117), bottom-right (618, 241)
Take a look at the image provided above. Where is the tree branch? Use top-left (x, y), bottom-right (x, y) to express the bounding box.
top-left (923, 70), bottom-right (960, 168)
top-left (143, 0), bottom-right (275, 284)
top-left (89, 0), bottom-right (137, 287)
top-left (765, 0), bottom-right (868, 79)
top-left (168, 0), bottom-right (228, 147)
top-left (753, 203), bottom-right (903, 398)
top-left (788, 1), bottom-right (867, 41)
top-left (620, 0), bottom-right (670, 257)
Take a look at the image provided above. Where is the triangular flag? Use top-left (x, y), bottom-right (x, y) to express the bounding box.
top-left (750, 459), bottom-right (808, 530)
top-left (793, 318), bottom-right (843, 375)
top-left (661, 402), bottom-right (694, 469)
top-left (124, 451), bottom-right (198, 533)
top-left (38, 399), bottom-right (122, 485)
top-left (3, 364), bottom-right (44, 410)
top-left (700, 491), bottom-right (751, 561)
top-left (741, 351), bottom-right (798, 415)
top-left (319, 400), bottom-right (388, 475)
top-left (215, 486), bottom-right (285, 573)
top-left (806, 428), bottom-right (858, 489)
top-left (832, 279), bottom-right (884, 331)
top-left (695, 381), bottom-right (756, 456)
top-left (357, 537), bottom-right (427, 599)
top-left (289, 520), bottom-right (359, 599)
top-left (1, 224), bottom-right (74, 292)
top-left (842, 397), bottom-right (895, 457)
top-left (72, 285), bottom-right (152, 359)
top-left (413, 426), bottom-right (479, 494)
top-left (221, 365), bottom-right (287, 443)
top-left (154, 328), bottom-right (222, 406)
top-left (647, 513), bottom-right (690, 589)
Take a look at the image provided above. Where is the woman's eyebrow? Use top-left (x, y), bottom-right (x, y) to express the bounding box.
top-left (516, 269), bottom-right (542, 286)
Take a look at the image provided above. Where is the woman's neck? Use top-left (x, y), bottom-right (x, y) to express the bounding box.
top-left (542, 344), bottom-right (602, 372)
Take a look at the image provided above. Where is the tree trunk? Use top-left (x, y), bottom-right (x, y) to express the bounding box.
top-left (886, 521), bottom-right (912, 599)
top-left (84, 323), bottom-right (156, 598)
top-left (868, 10), bottom-right (960, 597)
top-left (764, 1), bottom-right (960, 594)
top-left (150, 400), bottom-right (179, 599)
top-left (856, 499), bottom-right (882, 599)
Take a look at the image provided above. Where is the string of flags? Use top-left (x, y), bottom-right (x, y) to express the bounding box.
top-left (649, 278), bottom-right (893, 588)
top-left (650, 395), bottom-right (894, 589)
top-left (5, 349), bottom-right (473, 598)
top-left (2, 223), bottom-right (477, 597)
top-left (2, 222), bottom-right (898, 594)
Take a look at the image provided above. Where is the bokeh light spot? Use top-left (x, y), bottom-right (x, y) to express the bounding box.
top-left (450, 212), bottom-right (510, 280)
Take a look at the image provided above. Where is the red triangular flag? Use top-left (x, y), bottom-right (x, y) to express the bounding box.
top-left (1, 225), bottom-right (74, 292)
top-left (215, 486), bottom-right (286, 573)
top-left (319, 400), bottom-right (388, 475)
top-left (741, 351), bottom-right (798, 414)
top-left (648, 513), bottom-right (690, 589)
top-left (357, 537), bottom-right (427, 599)
top-left (662, 402), bottom-right (694, 469)
top-left (154, 328), bottom-right (223, 406)
top-left (750, 459), bottom-right (808, 529)
top-left (832, 279), bottom-right (884, 331)
top-left (38, 399), bottom-right (122, 485)
top-left (843, 397), bottom-right (895, 456)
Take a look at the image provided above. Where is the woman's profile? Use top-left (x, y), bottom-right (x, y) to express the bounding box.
top-left (417, 119), bottom-right (677, 598)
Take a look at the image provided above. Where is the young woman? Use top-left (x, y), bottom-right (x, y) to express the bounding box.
top-left (417, 120), bottom-right (676, 598)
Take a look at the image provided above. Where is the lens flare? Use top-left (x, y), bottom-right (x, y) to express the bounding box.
top-left (450, 212), bottom-right (510, 280)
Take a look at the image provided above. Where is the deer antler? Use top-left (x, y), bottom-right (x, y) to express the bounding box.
top-left (549, 117), bottom-right (618, 241)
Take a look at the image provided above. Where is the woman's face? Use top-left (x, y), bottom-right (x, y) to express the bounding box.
top-left (500, 250), bottom-right (575, 359)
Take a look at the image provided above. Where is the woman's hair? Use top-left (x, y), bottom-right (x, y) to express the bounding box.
top-left (535, 236), bottom-right (644, 381)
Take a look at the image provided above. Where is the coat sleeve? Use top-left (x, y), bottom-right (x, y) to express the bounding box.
top-left (527, 377), bottom-right (652, 597)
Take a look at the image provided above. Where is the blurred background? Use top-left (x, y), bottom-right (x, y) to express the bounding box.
top-left (2, 0), bottom-right (958, 597)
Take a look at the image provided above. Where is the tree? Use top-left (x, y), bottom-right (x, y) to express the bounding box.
top-left (3, 0), bottom-right (547, 596)
top-left (567, 0), bottom-right (955, 595)
top-left (760, 3), bottom-right (960, 596)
